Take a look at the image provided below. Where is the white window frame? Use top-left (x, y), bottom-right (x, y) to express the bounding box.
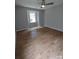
top-left (29, 11), bottom-right (36, 23)
top-left (27, 10), bottom-right (40, 26)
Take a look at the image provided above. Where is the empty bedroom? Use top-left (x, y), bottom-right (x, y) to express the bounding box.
top-left (15, 0), bottom-right (63, 59)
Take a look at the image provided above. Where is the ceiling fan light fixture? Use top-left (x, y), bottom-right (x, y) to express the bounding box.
top-left (40, 0), bottom-right (54, 8)
top-left (41, 4), bottom-right (45, 8)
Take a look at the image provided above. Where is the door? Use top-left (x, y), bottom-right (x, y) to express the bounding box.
top-left (27, 10), bottom-right (40, 28)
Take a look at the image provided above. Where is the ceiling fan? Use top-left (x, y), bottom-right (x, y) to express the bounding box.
top-left (40, 0), bottom-right (54, 8)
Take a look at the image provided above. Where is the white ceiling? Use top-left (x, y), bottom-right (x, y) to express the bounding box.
top-left (15, 0), bottom-right (63, 9)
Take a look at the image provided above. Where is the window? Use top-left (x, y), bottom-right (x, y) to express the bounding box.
top-left (29, 11), bottom-right (36, 23)
top-left (27, 10), bottom-right (40, 26)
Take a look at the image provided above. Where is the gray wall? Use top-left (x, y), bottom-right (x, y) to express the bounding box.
top-left (16, 4), bottom-right (63, 31)
top-left (15, 6), bottom-right (44, 31)
top-left (44, 4), bottom-right (63, 31)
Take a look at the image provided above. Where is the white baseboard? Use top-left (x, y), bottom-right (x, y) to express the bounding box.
top-left (50, 27), bottom-right (63, 32)
top-left (16, 26), bottom-right (43, 32)
top-left (44, 25), bottom-right (63, 32)
top-left (15, 28), bottom-right (27, 32)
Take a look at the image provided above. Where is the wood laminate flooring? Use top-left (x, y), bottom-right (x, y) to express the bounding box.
top-left (15, 27), bottom-right (63, 59)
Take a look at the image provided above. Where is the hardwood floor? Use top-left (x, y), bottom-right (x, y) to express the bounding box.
top-left (15, 27), bottom-right (63, 59)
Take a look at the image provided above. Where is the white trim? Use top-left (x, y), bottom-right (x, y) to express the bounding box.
top-left (16, 26), bottom-right (43, 32)
top-left (51, 27), bottom-right (63, 32)
top-left (15, 28), bottom-right (27, 32)
top-left (44, 25), bottom-right (63, 32)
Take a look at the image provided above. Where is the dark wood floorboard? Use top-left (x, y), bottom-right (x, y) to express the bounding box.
top-left (15, 27), bottom-right (63, 59)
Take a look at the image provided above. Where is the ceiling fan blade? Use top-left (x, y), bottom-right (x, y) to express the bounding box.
top-left (46, 2), bottom-right (54, 5)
